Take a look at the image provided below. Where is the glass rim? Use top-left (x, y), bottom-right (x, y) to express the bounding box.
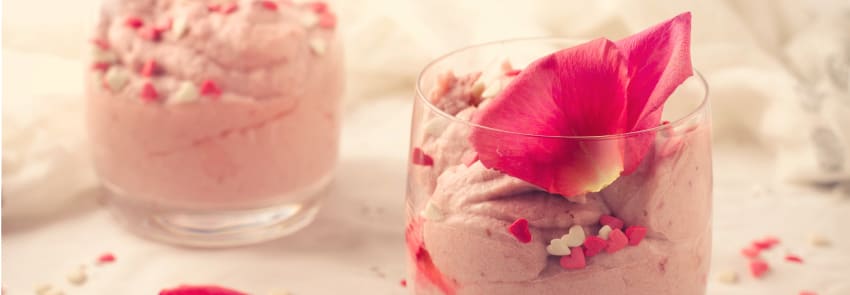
top-left (414, 37), bottom-right (710, 140)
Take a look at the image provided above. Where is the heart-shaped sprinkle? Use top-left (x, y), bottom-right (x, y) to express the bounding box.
top-left (309, 38), bottom-right (326, 56)
top-left (93, 49), bottom-right (118, 64)
top-left (154, 18), bottom-right (173, 33)
top-left (559, 247), bottom-right (586, 270)
top-left (753, 236), bottom-right (780, 250)
top-left (96, 253), bottom-right (116, 264)
top-left (546, 238), bottom-right (571, 256)
top-left (125, 17), bottom-right (144, 29)
top-left (749, 259), bottom-right (769, 278)
top-left (92, 62), bottom-right (110, 72)
top-left (91, 38), bottom-right (110, 50)
top-left (169, 16), bottom-right (188, 39)
top-left (308, 2), bottom-right (328, 13)
top-left (562, 225), bottom-right (586, 247)
top-left (261, 0), bottom-right (278, 10)
top-left (141, 59), bottom-right (157, 77)
top-left (318, 12), bottom-right (336, 29)
top-left (300, 12), bottom-right (319, 27)
top-left (715, 270), bottom-right (739, 284)
top-left (200, 79), bottom-right (222, 98)
top-left (598, 225), bottom-right (612, 240)
top-left (625, 225), bottom-right (647, 246)
top-left (140, 82), bottom-right (159, 102)
top-left (208, 4), bottom-right (222, 12)
top-left (741, 246), bottom-right (761, 259)
top-left (420, 201), bottom-right (444, 221)
top-left (785, 254), bottom-right (803, 264)
top-left (138, 26), bottom-right (162, 41)
top-left (582, 236), bottom-right (607, 257)
top-left (423, 117), bottom-right (449, 137)
top-left (411, 148), bottom-right (434, 166)
top-left (507, 218), bottom-right (532, 243)
top-left (599, 215), bottom-right (624, 230)
top-left (103, 67), bottom-right (129, 92)
top-left (169, 81), bottom-right (199, 105)
top-left (222, 2), bottom-right (239, 14)
top-left (809, 234), bottom-right (830, 247)
top-left (606, 228), bottom-right (627, 253)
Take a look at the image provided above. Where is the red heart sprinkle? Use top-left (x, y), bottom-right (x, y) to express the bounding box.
top-left (559, 247), bottom-right (586, 270)
top-left (505, 69), bottom-right (521, 76)
top-left (606, 228), bottom-right (627, 253)
top-left (222, 2), bottom-right (238, 14)
top-left (200, 79), bottom-right (222, 98)
top-left (799, 291), bottom-right (817, 295)
top-left (97, 252), bottom-right (116, 264)
top-left (741, 246), bottom-right (761, 259)
top-left (308, 2), bottom-right (328, 13)
top-left (141, 82), bottom-right (159, 102)
top-left (141, 59), bottom-right (157, 77)
top-left (753, 236), bottom-right (780, 250)
top-left (625, 225), bottom-right (647, 246)
top-left (155, 18), bottom-right (173, 33)
top-left (582, 236), bottom-right (607, 257)
top-left (92, 62), bottom-right (110, 71)
top-left (91, 38), bottom-right (110, 50)
top-left (159, 285), bottom-right (247, 295)
top-left (785, 254), bottom-right (804, 264)
top-left (125, 17), bottom-right (144, 29)
top-left (139, 27), bottom-right (162, 41)
top-left (318, 12), bottom-right (336, 29)
top-left (208, 4), bottom-right (222, 12)
top-left (400, 279), bottom-right (407, 287)
top-left (261, 0), bottom-right (278, 10)
top-left (599, 215), bottom-right (624, 230)
top-left (507, 218), bottom-right (532, 243)
top-left (411, 148), bottom-right (434, 166)
top-left (749, 259), bottom-right (769, 278)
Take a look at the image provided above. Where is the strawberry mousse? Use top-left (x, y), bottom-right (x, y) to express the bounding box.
top-left (407, 13), bottom-right (712, 294)
top-left (86, 0), bottom-right (343, 245)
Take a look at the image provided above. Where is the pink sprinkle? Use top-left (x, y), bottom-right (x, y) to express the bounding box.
top-left (606, 229), bottom-right (628, 253)
top-left (261, 0), bottom-right (278, 10)
top-left (97, 252), bottom-right (116, 264)
top-left (308, 2), bottom-right (328, 13)
top-left (785, 254), bottom-right (804, 264)
top-left (155, 18), bottom-right (173, 33)
top-left (141, 82), bottom-right (159, 102)
top-left (799, 291), bottom-right (817, 295)
top-left (582, 236), bottom-right (607, 257)
top-left (412, 148), bottom-right (434, 166)
top-left (741, 246), bottom-right (761, 259)
top-left (625, 225), bottom-right (647, 246)
top-left (753, 236), bottom-right (780, 250)
top-left (200, 79), bottom-right (222, 98)
top-left (92, 62), bottom-right (110, 71)
top-left (749, 259), bottom-right (769, 279)
top-left (141, 59), bottom-right (158, 77)
top-left (125, 17), bottom-right (144, 29)
top-left (91, 38), bottom-right (110, 50)
top-left (318, 12), bottom-right (337, 29)
top-left (138, 27), bottom-right (162, 41)
top-left (559, 247), bottom-right (586, 270)
top-left (159, 285), bottom-right (247, 295)
top-left (462, 151), bottom-right (479, 167)
top-left (208, 4), bottom-right (222, 12)
top-left (222, 2), bottom-right (238, 14)
top-left (400, 279), bottom-right (407, 287)
top-left (507, 218), bottom-right (532, 243)
top-left (505, 69), bottom-right (521, 76)
top-left (599, 215), bottom-right (624, 230)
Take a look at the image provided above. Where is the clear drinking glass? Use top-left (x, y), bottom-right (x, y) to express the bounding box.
top-left (405, 38), bottom-right (711, 294)
top-left (85, 3), bottom-right (344, 247)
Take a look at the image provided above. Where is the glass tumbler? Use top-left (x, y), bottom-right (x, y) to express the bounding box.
top-left (85, 2), bottom-right (344, 247)
top-left (405, 38), bottom-right (711, 294)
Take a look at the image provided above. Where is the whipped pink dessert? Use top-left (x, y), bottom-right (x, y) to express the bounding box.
top-left (86, 0), bottom-right (343, 209)
top-left (406, 13), bottom-right (712, 294)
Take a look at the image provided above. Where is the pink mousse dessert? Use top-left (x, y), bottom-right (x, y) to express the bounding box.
top-left (85, 0), bottom-right (343, 246)
top-left (406, 13), bottom-right (712, 294)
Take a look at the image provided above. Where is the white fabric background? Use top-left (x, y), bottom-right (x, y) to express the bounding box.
top-left (3, 0), bottom-right (850, 294)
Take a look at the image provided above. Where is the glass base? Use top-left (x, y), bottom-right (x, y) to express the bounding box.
top-left (104, 181), bottom-right (329, 248)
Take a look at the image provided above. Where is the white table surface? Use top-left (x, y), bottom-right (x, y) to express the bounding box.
top-left (3, 96), bottom-right (850, 294)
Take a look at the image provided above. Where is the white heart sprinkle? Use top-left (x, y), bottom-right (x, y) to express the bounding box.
top-left (35, 284), bottom-right (53, 295)
top-left (309, 38), bottom-right (326, 56)
top-left (546, 238), bottom-right (571, 256)
top-left (420, 201), bottom-right (445, 221)
top-left (169, 81), bottom-right (199, 104)
top-left (93, 48), bottom-right (118, 64)
top-left (423, 117), bottom-right (450, 137)
top-left (300, 12), bottom-right (319, 28)
top-left (598, 225), bottom-right (613, 240)
top-left (104, 67), bottom-right (129, 92)
top-left (500, 60), bottom-right (514, 73)
top-left (470, 81), bottom-right (486, 99)
top-left (562, 224), bottom-right (586, 247)
top-left (170, 16), bottom-right (188, 39)
top-left (481, 79), bottom-right (504, 98)
top-left (810, 234), bottom-right (831, 247)
top-left (715, 271), bottom-right (738, 284)
top-left (66, 267), bottom-right (87, 285)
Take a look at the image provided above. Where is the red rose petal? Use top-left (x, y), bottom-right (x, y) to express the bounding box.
top-left (141, 59), bottom-right (157, 77)
top-left (559, 247), bottom-right (586, 270)
top-left (599, 215), bottom-right (624, 230)
top-left (606, 228), bottom-right (628, 253)
top-left (582, 236), bottom-right (607, 257)
top-left (308, 2), bottom-right (328, 13)
top-left (200, 79), bottom-right (222, 98)
top-left (741, 246), bottom-right (761, 259)
top-left (785, 254), bottom-right (804, 264)
top-left (625, 225), bottom-right (647, 246)
top-left (141, 82), bottom-right (159, 102)
top-left (261, 0), bottom-right (278, 10)
top-left (91, 38), bottom-right (110, 50)
top-left (97, 252), bottom-right (116, 264)
top-left (411, 148), bottom-right (434, 166)
top-left (469, 38), bottom-right (629, 198)
top-left (139, 27), bottom-right (162, 41)
top-left (159, 285), bottom-right (247, 295)
top-left (507, 218), bottom-right (532, 243)
top-left (125, 17), bottom-right (144, 29)
top-left (617, 12), bottom-right (693, 174)
top-left (749, 259), bottom-right (769, 278)
top-left (222, 2), bottom-right (238, 14)
top-left (318, 12), bottom-right (337, 29)
top-left (92, 62), bottom-right (110, 71)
